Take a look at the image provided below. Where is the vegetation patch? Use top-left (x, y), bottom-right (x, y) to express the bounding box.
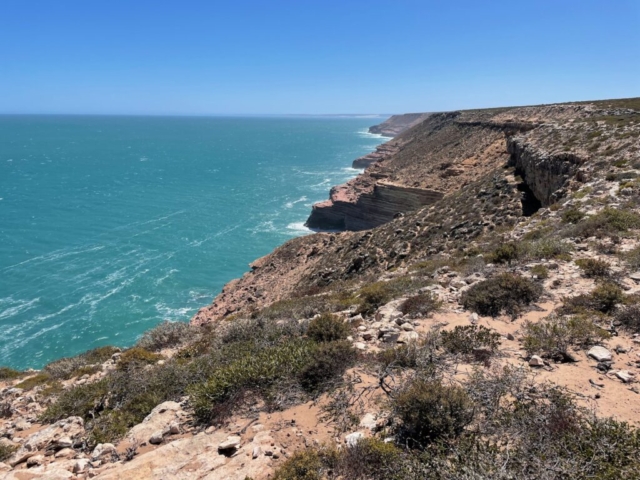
top-left (559, 282), bottom-right (625, 315)
top-left (522, 314), bottom-right (610, 361)
top-left (44, 346), bottom-right (120, 380)
top-left (575, 258), bottom-right (611, 278)
top-left (136, 320), bottom-right (198, 351)
top-left (306, 313), bottom-right (350, 343)
top-left (530, 264), bottom-right (549, 279)
top-left (116, 347), bottom-right (163, 372)
top-left (0, 367), bottom-right (23, 381)
top-left (0, 443), bottom-right (17, 462)
top-left (441, 325), bottom-right (501, 362)
top-left (355, 277), bottom-right (429, 316)
top-left (399, 292), bottom-right (442, 318)
top-left (570, 207), bottom-right (640, 238)
top-left (461, 273), bottom-right (542, 317)
top-left (614, 304), bottom-right (640, 333)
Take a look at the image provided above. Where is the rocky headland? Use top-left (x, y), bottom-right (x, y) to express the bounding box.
top-left (2, 98), bottom-right (640, 479)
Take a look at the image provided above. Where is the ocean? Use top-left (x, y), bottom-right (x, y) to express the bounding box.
top-left (0, 115), bottom-right (386, 369)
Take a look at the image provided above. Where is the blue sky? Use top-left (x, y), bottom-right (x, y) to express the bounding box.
top-left (0, 0), bottom-right (638, 115)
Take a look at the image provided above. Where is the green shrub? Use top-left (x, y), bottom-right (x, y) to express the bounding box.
top-left (441, 325), bottom-right (501, 361)
top-left (355, 278), bottom-right (428, 316)
top-left (0, 443), bottom-right (17, 462)
top-left (562, 208), bottom-right (585, 224)
top-left (0, 367), bottom-right (22, 380)
top-left (560, 282), bottom-right (625, 315)
top-left (400, 292), bottom-right (442, 318)
top-left (44, 346), bottom-right (119, 380)
top-left (575, 258), bottom-right (611, 278)
top-left (489, 242), bottom-right (520, 264)
top-left (614, 304), bottom-right (640, 333)
top-left (461, 274), bottom-right (543, 317)
top-left (621, 245), bottom-right (640, 269)
top-left (524, 238), bottom-right (573, 260)
top-left (306, 314), bottom-right (350, 343)
top-left (299, 341), bottom-right (356, 393)
top-left (522, 315), bottom-right (610, 361)
top-left (189, 339), bottom-right (318, 423)
top-left (41, 378), bottom-right (109, 423)
top-left (328, 438), bottom-right (406, 480)
top-left (273, 449), bottom-right (322, 480)
top-left (136, 321), bottom-right (197, 351)
top-left (15, 373), bottom-right (52, 391)
top-left (116, 347), bottom-right (163, 371)
top-left (530, 264), bottom-right (549, 279)
top-left (393, 379), bottom-right (474, 447)
top-left (571, 207), bottom-right (640, 238)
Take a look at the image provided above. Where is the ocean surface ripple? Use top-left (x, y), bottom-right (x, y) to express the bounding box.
top-left (0, 115), bottom-right (385, 369)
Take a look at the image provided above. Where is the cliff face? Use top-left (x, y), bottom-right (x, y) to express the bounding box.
top-left (192, 100), bottom-right (640, 324)
top-left (368, 113), bottom-right (431, 137)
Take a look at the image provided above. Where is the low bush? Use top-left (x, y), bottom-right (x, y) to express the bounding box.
top-left (15, 372), bottom-right (52, 391)
top-left (489, 242), bottom-right (520, 264)
top-left (461, 274), bottom-right (543, 317)
top-left (561, 207), bottom-right (585, 224)
top-left (189, 339), bottom-right (318, 423)
top-left (272, 449), bottom-right (322, 480)
top-left (441, 325), bottom-right (501, 361)
top-left (575, 258), bottom-right (611, 278)
top-left (621, 245), bottom-right (640, 269)
top-left (530, 264), bottom-right (549, 279)
top-left (400, 292), bottom-right (442, 318)
top-left (614, 304), bottom-right (640, 333)
top-left (571, 207), bottom-right (640, 238)
top-left (306, 314), bottom-right (350, 343)
top-left (0, 443), bottom-right (17, 462)
top-left (116, 347), bottom-right (163, 371)
top-left (522, 315), bottom-right (610, 361)
top-left (299, 341), bottom-right (356, 393)
top-left (0, 367), bottom-right (22, 380)
top-left (559, 282), bottom-right (625, 315)
top-left (392, 378), bottom-right (474, 448)
top-left (355, 278), bottom-right (429, 316)
top-left (44, 346), bottom-right (119, 380)
top-left (523, 238), bottom-right (573, 261)
top-left (136, 321), bottom-right (197, 351)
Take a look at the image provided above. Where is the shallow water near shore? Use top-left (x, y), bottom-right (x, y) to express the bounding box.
top-left (0, 115), bottom-right (386, 369)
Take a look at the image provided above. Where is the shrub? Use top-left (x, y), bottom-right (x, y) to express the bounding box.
top-left (441, 325), bottom-right (501, 361)
top-left (355, 278), bottom-right (428, 316)
top-left (15, 373), bottom-right (52, 391)
top-left (0, 443), bottom-right (17, 462)
top-left (0, 367), bottom-right (22, 380)
top-left (116, 347), bottom-right (163, 371)
top-left (571, 207), bottom-right (640, 238)
top-left (136, 321), bottom-right (197, 351)
top-left (621, 245), bottom-right (640, 269)
top-left (306, 314), bottom-right (350, 343)
top-left (299, 341), bottom-right (356, 393)
top-left (489, 242), bottom-right (520, 264)
top-left (329, 438), bottom-right (405, 480)
top-left (575, 258), bottom-right (611, 278)
top-left (273, 449), bottom-right (322, 480)
top-left (41, 378), bottom-right (109, 424)
top-left (522, 315), bottom-right (610, 361)
top-left (44, 346), bottom-right (119, 380)
top-left (189, 339), bottom-right (318, 423)
top-left (393, 379), bottom-right (474, 448)
top-left (560, 282), bottom-right (624, 315)
top-left (562, 208), bottom-right (585, 224)
top-left (524, 238), bottom-right (573, 260)
top-left (400, 292), bottom-right (442, 318)
top-left (461, 274), bottom-right (543, 317)
top-left (530, 264), bottom-right (549, 279)
top-left (614, 304), bottom-right (640, 333)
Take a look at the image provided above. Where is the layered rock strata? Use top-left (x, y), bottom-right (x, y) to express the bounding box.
top-left (368, 113), bottom-right (431, 137)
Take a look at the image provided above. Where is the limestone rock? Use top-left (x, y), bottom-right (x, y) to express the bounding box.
top-left (529, 355), bottom-right (545, 367)
top-left (616, 370), bottom-right (634, 383)
top-left (91, 443), bottom-right (116, 461)
top-left (345, 432), bottom-right (365, 447)
top-left (588, 346), bottom-right (613, 362)
top-left (218, 435), bottom-right (241, 452)
top-left (397, 331), bottom-right (419, 343)
top-left (149, 431), bottom-right (164, 445)
top-left (126, 401), bottom-right (185, 445)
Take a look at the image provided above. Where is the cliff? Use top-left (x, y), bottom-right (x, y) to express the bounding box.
top-left (3, 98), bottom-right (640, 480)
top-left (368, 112), bottom-right (431, 137)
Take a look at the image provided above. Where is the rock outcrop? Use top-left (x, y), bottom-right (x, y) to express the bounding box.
top-left (368, 113), bottom-right (431, 137)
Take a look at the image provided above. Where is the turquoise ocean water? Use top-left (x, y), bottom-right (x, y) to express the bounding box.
top-left (0, 115), bottom-right (386, 369)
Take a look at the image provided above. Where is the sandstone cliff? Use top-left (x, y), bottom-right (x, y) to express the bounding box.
top-left (368, 112), bottom-right (431, 137)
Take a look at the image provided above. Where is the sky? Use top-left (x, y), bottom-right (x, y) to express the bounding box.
top-left (0, 0), bottom-right (638, 115)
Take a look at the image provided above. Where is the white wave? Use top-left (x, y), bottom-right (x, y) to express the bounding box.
top-left (357, 129), bottom-right (388, 140)
top-left (0, 297), bottom-right (40, 320)
top-left (140, 156), bottom-right (148, 162)
top-left (155, 268), bottom-right (178, 285)
top-left (154, 303), bottom-right (193, 320)
top-left (284, 196), bottom-right (308, 208)
top-left (285, 222), bottom-right (314, 235)
top-left (0, 245), bottom-right (105, 273)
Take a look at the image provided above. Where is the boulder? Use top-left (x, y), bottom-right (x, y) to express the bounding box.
top-left (218, 435), bottom-right (241, 452)
top-left (91, 443), bottom-right (116, 460)
top-left (397, 331), bottom-right (419, 343)
top-left (588, 346), bottom-right (612, 362)
top-left (615, 370), bottom-right (634, 383)
top-left (529, 355), bottom-right (545, 367)
top-left (73, 458), bottom-right (90, 473)
top-left (126, 401), bottom-right (185, 445)
top-left (345, 432), bottom-right (364, 448)
top-left (149, 431), bottom-right (164, 445)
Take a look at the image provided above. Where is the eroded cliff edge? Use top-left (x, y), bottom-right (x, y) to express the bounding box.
top-left (192, 100), bottom-right (640, 324)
